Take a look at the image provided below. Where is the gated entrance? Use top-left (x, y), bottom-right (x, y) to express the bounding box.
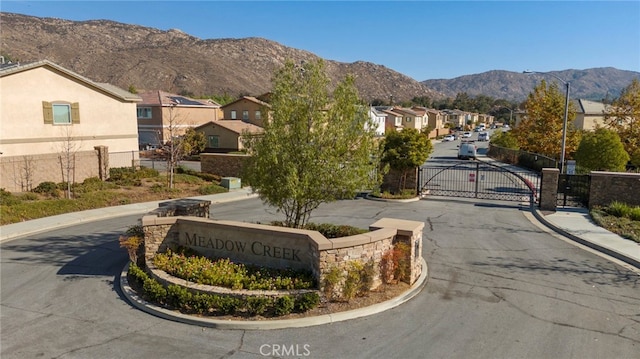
top-left (418, 160), bottom-right (540, 204)
top-left (557, 174), bottom-right (590, 207)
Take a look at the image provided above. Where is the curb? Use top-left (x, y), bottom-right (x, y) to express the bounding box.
top-left (531, 209), bottom-right (640, 269)
top-left (119, 258), bottom-right (429, 330)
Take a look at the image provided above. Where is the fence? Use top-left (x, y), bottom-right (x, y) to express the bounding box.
top-left (488, 144), bottom-right (558, 173)
top-left (108, 150), bottom-right (140, 170)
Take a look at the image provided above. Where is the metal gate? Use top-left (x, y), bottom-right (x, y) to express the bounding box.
top-left (557, 174), bottom-right (590, 207)
top-left (418, 160), bottom-right (540, 203)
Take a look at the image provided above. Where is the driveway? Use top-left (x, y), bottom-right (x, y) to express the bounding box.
top-left (2, 197), bottom-right (639, 358)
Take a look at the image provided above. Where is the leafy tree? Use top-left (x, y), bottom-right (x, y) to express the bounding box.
top-left (181, 128), bottom-right (206, 156)
top-left (490, 130), bottom-right (519, 149)
top-left (605, 79), bottom-right (640, 167)
top-left (575, 128), bottom-right (629, 172)
top-left (242, 59), bottom-right (380, 228)
top-left (380, 127), bottom-right (433, 192)
top-left (512, 80), bottom-right (580, 160)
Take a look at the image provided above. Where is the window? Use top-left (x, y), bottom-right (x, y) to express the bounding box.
top-left (242, 110), bottom-right (249, 121)
top-left (230, 110), bottom-right (237, 120)
top-left (208, 135), bottom-right (220, 148)
top-left (53, 104), bottom-right (71, 124)
top-left (43, 101), bottom-right (80, 125)
top-left (137, 107), bottom-right (152, 119)
top-left (255, 110), bottom-right (261, 120)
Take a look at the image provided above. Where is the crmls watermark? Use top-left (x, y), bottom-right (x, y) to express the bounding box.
top-left (259, 344), bottom-right (311, 357)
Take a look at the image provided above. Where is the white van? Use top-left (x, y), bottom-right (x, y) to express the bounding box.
top-left (458, 141), bottom-right (477, 160)
top-left (478, 132), bottom-right (489, 141)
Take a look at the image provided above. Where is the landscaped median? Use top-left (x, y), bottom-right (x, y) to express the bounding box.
top-left (118, 202), bottom-right (427, 328)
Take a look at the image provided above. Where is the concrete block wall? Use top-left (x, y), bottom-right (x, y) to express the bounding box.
top-left (589, 171), bottom-right (640, 207)
top-left (200, 153), bottom-right (248, 178)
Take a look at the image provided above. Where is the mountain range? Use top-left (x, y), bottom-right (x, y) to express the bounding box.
top-left (2, 12), bottom-right (638, 103)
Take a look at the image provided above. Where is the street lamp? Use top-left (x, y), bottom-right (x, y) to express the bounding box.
top-left (523, 70), bottom-right (570, 173)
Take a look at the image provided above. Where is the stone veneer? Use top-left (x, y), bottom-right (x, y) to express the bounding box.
top-left (141, 214), bottom-right (424, 294)
top-left (588, 171), bottom-right (640, 207)
top-left (200, 153), bottom-right (248, 178)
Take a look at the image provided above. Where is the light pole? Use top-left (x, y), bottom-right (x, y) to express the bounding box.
top-left (523, 70), bottom-right (570, 173)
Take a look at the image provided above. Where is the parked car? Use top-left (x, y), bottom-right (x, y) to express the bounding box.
top-left (443, 135), bottom-right (455, 142)
top-left (478, 132), bottom-right (489, 141)
top-left (462, 132), bottom-right (472, 138)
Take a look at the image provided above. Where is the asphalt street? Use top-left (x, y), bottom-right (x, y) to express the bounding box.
top-left (2, 195), bottom-right (639, 359)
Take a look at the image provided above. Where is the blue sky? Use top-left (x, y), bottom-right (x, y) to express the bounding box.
top-left (2, 1), bottom-right (639, 80)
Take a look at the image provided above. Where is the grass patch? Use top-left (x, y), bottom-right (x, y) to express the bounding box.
top-left (591, 206), bottom-right (640, 243)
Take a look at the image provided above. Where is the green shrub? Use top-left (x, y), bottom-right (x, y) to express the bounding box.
top-left (197, 184), bottom-right (227, 195)
top-left (166, 284), bottom-right (193, 308)
top-left (33, 181), bottom-right (60, 197)
top-left (216, 296), bottom-right (241, 315)
top-left (607, 201), bottom-right (632, 218)
top-left (142, 277), bottom-right (167, 302)
top-left (303, 222), bottom-right (368, 238)
top-left (191, 293), bottom-right (217, 314)
top-left (629, 207), bottom-right (640, 221)
top-left (295, 292), bottom-right (320, 312)
top-left (342, 261), bottom-right (363, 300)
top-left (19, 192), bottom-right (39, 201)
top-left (245, 296), bottom-right (272, 316)
top-left (275, 295), bottom-right (295, 316)
top-left (0, 189), bottom-right (20, 206)
top-left (322, 266), bottom-right (343, 301)
top-left (152, 251), bottom-right (314, 290)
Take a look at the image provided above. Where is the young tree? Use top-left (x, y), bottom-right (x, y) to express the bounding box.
top-left (242, 59), bottom-right (380, 228)
top-left (575, 128), bottom-right (629, 172)
top-left (380, 127), bottom-right (433, 192)
top-left (604, 79), bottom-right (640, 167)
top-left (512, 80), bottom-right (580, 159)
top-left (489, 130), bottom-right (519, 149)
top-left (57, 126), bottom-right (81, 199)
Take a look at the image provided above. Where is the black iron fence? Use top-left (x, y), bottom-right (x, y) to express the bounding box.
top-left (557, 174), bottom-right (590, 207)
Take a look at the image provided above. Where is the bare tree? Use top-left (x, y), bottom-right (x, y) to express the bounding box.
top-left (57, 126), bottom-right (81, 199)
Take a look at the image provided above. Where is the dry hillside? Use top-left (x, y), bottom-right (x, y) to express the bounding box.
top-left (0, 12), bottom-right (442, 102)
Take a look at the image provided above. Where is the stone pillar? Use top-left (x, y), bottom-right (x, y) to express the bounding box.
top-left (154, 199), bottom-right (212, 218)
top-left (370, 218), bottom-right (424, 285)
top-left (94, 146), bottom-right (109, 180)
top-left (539, 168), bottom-right (559, 211)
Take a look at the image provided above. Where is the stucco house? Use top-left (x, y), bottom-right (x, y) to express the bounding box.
top-left (195, 120), bottom-right (264, 153)
top-left (368, 106), bottom-right (387, 136)
top-left (220, 96), bottom-right (270, 127)
top-left (0, 60), bottom-right (141, 191)
top-left (378, 107), bottom-right (403, 132)
top-left (137, 90), bottom-right (221, 148)
top-left (391, 107), bottom-right (427, 131)
top-left (574, 99), bottom-right (606, 130)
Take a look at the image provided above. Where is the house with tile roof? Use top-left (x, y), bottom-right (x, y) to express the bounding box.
top-left (195, 120), bottom-right (264, 153)
top-left (0, 60), bottom-right (141, 191)
top-left (220, 96), bottom-right (271, 128)
top-left (136, 90), bottom-right (221, 147)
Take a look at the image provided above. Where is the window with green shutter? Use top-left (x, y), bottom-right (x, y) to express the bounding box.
top-left (42, 101), bottom-right (80, 125)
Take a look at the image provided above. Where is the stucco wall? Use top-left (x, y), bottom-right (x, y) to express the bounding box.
top-left (0, 66), bottom-right (139, 157)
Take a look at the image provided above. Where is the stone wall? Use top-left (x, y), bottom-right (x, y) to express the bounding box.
top-left (539, 168), bottom-right (560, 211)
top-left (200, 153), bottom-right (249, 178)
top-left (141, 212), bottom-right (424, 293)
top-left (589, 171), bottom-right (640, 207)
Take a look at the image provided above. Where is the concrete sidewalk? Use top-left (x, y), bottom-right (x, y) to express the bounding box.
top-left (0, 187), bottom-right (258, 242)
top-left (533, 207), bottom-right (640, 269)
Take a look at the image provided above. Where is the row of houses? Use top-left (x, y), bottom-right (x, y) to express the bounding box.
top-left (0, 60), bottom-right (609, 191)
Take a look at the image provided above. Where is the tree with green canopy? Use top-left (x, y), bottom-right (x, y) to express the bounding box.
top-left (380, 127), bottom-right (433, 192)
top-left (604, 78), bottom-right (640, 167)
top-left (242, 59), bottom-right (380, 228)
top-left (575, 127), bottom-right (629, 172)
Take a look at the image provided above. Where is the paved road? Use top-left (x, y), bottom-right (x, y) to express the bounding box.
top-left (2, 196), bottom-right (639, 358)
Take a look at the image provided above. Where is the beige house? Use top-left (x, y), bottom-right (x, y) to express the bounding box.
top-left (392, 107), bottom-right (426, 131)
top-left (221, 96), bottom-right (270, 127)
top-left (575, 99), bottom-right (606, 130)
top-left (137, 90), bottom-right (221, 148)
top-left (379, 107), bottom-right (403, 132)
top-left (0, 60), bottom-right (141, 191)
top-left (195, 120), bottom-right (264, 153)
